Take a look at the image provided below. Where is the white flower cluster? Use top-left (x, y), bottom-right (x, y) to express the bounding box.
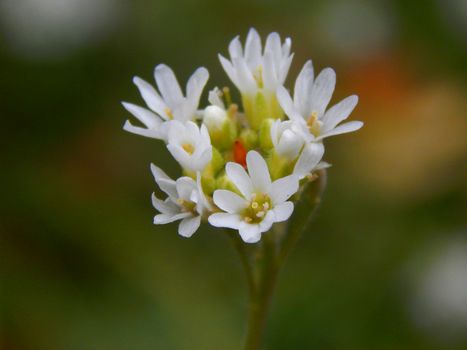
top-left (122, 28), bottom-right (363, 243)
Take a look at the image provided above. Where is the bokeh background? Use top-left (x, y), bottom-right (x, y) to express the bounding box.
top-left (1, 0), bottom-right (466, 349)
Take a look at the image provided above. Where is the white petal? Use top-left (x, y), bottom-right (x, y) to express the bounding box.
top-left (176, 177), bottom-right (197, 200)
top-left (218, 54), bottom-right (239, 88)
top-left (196, 171), bottom-right (213, 213)
top-left (281, 37), bottom-right (292, 57)
top-left (150, 164), bottom-right (177, 198)
top-left (321, 95), bottom-right (358, 132)
top-left (238, 222), bottom-right (261, 243)
top-left (225, 162), bottom-right (253, 198)
top-left (228, 35), bottom-right (243, 58)
top-left (258, 211), bottom-right (275, 232)
top-left (278, 52), bottom-right (294, 84)
top-left (154, 64), bottom-right (184, 107)
top-left (167, 144), bottom-right (191, 170)
top-left (154, 212), bottom-right (190, 225)
top-left (276, 86), bottom-right (301, 121)
top-left (178, 216), bottom-right (201, 237)
top-left (272, 201), bottom-right (294, 222)
top-left (317, 121), bottom-right (363, 140)
top-left (264, 32), bottom-right (282, 64)
top-left (233, 57), bottom-right (256, 94)
top-left (208, 213), bottom-right (242, 229)
top-left (132, 77), bottom-right (167, 117)
top-left (262, 51), bottom-right (277, 93)
top-left (122, 102), bottom-right (161, 128)
top-left (276, 129), bottom-right (303, 159)
top-left (213, 190), bottom-right (247, 213)
top-left (293, 60), bottom-right (314, 116)
top-left (310, 68), bottom-right (336, 116)
top-left (293, 142), bottom-right (325, 179)
top-left (151, 194), bottom-right (178, 215)
top-left (123, 120), bottom-right (164, 140)
top-left (244, 28), bottom-right (262, 69)
top-left (194, 147), bottom-right (212, 171)
top-left (269, 175), bottom-right (299, 204)
top-left (186, 67), bottom-right (209, 110)
top-left (246, 151), bottom-right (271, 193)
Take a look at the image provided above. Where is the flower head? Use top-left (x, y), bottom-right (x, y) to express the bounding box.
top-left (209, 151), bottom-right (299, 243)
top-left (123, 64), bottom-right (209, 141)
top-left (122, 28), bottom-right (362, 243)
top-left (151, 164), bottom-right (211, 237)
top-left (277, 60), bottom-right (363, 141)
top-left (219, 28), bottom-right (294, 128)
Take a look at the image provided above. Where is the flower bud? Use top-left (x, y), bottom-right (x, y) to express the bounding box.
top-left (204, 105), bottom-right (227, 130)
top-left (239, 129), bottom-right (258, 150)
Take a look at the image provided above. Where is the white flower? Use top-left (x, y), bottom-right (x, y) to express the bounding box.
top-left (151, 164), bottom-right (211, 238)
top-left (166, 120), bottom-right (212, 172)
top-left (270, 119), bottom-right (307, 160)
top-left (276, 60), bottom-right (363, 141)
top-left (219, 28), bottom-right (293, 97)
top-left (269, 119), bottom-right (325, 179)
top-left (122, 64), bottom-right (209, 141)
top-left (208, 151), bottom-right (299, 243)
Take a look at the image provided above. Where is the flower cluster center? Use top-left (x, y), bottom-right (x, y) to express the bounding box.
top-left (243, 193), bottom-right (271, 224)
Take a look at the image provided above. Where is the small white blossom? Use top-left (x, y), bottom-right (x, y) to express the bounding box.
top-left (277, 60), bottom-right (363, 141)
top-left (166, 120), bottom-right (212, 172)
top-left (209, 151), bottom-right (299, 243)
top-left (219, 28), bottom-right (293, 97)
top-left (270, 119), bottom-right (307, 160)
top-left (123, 64), bottom-right (209, 141)
top-left (151, 164), bottom-right (211, 238)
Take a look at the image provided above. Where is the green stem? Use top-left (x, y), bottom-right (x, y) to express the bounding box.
top-left (244, 232), bottom-right (279, 350)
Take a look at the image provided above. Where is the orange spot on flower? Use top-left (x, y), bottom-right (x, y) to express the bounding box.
top-left (233, 140), bottom-right (247, 168)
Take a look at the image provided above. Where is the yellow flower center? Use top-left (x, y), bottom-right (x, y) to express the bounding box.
top-left (182, 143), bottom-right (195, 154)
top-left (243, 193), bottom-right (271, 224)
top-left (177, 199), bottom-right (196, 213)
top-left (164, 107), bottom-right (174, 120)
top-left (307, 111), bottom-right (321, 137)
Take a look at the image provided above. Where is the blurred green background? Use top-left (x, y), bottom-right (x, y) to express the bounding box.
top-left (1, 0), bottom-right (466, 349)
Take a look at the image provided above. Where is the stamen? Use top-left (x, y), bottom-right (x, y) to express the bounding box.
top-left (251, 202), bottom-right (259, 209)
top-left (263, 202), bottom-right (269, 210)
top-left (244, 217), bottom-right (252, 223)
top-left (222, 87), bottom-right (232, 106)
top-left (256, 211), bottom-right (265, 218)
top-left (164, 107), bottom-right (174, 120)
